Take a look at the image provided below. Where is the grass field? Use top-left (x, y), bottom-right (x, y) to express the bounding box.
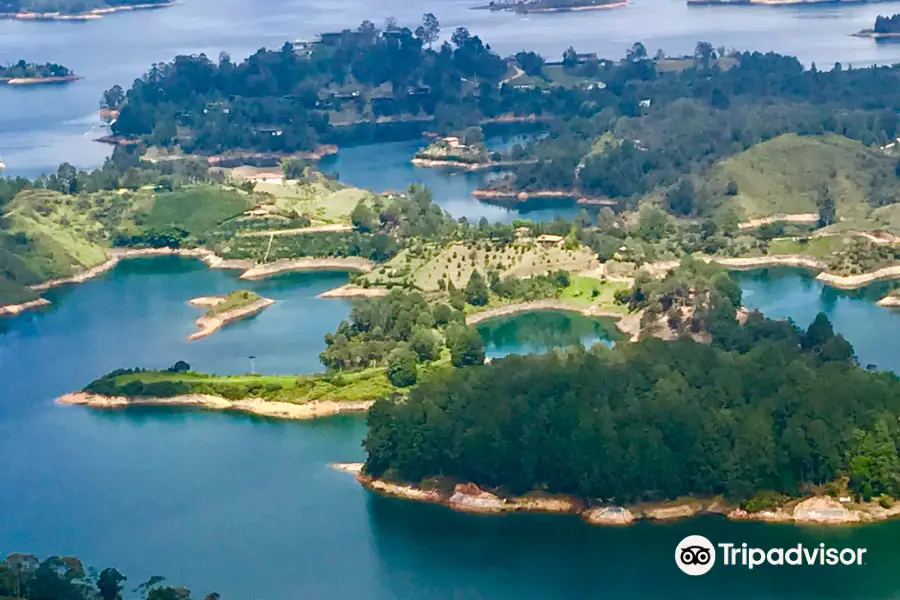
top-left (145, 185), bottom-right (251, 236)
top-left (253, 179), bottom-right (374, 225)
top-left (88, 366), bottom-right (399, 403)
top-left (362, 240), bottom-right (597, 291)
top-left (767, 236), bottom-right (847, 258)
top-left (206, 290), bottom-right (262, 316)
top-left (704, 134), bottom-right (897, 221)
top-left (559, 274), bottom-right (630, 312)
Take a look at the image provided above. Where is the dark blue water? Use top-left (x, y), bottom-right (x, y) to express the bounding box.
top-left (4, 262), bottom-right (900, 598)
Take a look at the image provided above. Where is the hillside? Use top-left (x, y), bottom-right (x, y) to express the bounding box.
top-left (703, 134), bottom-right (899, 221)
top-left (361, 238), bottom-right (597, 292)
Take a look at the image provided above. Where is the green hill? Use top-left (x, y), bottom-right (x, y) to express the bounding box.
top-left (0, 184), bottom-right (253, 306)
top-left (702, 134), bottom-right (900, 221)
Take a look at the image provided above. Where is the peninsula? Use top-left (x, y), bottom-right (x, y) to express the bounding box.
top-left (0, 0), bottom-right (173, 20)
top-left (852, 14), bottom-right (900, 39)
top-left (186, 290), bottom-right (275, 341)
top-left (411, 135), bottom-right (493, 170)
top-left (0, 61), bottom-right (80, 84)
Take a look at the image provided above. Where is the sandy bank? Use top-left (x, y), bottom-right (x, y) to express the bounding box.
top-left (0, 297), bottom-right (51, 316)
top-left (852, 30), bottom-right (900, 39)
top-left (729, 495), bottom-right (900, 524)
top-left (2, 2), bottom-right (173, 20)
top-left (1, 75), bottom-right (82, 85)
top-left (877, 294), bottom-right (900, 307)
top-left (411, 158), bottom-right (490, 170)
top-left (58, 392), bottom-right (374, 420)
top-left (187, 296), bottom-right (275, 341)
top-left (525, 1), bottom-right (628, 11)
top-left (816, 265), bottom-right (900, 289)
top-left (317, 284), bottom-right (390, 299)
top-left (737, 213), bottom-right (819, 230)
top-left (465, 300), bottom-right (623, 325)
top-left (709, 255), bottom-right (826, 271)
top-left (239, 257), bottom-right (375, 280)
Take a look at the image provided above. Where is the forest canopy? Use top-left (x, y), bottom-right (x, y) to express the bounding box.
top-left (363, 309), bottom-right (899, 504)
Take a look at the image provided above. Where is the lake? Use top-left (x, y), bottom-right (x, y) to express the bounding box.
top-left (3, 261), bottom-right (900, 598)
top-left (3, 0), bottom-right (900, 184)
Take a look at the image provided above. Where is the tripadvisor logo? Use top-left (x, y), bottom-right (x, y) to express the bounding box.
top-left (675, 535), bottom-right (716, 576)
top-left (675, 535), bottom-right (868, 575)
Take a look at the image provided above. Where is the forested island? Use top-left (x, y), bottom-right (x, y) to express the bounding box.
top-left (0, 0), bottom-right (172, 19)
top-left (853, 14), bottom-right (900, 39)
top-left (473, 0), bottom-right (627, 12)
top-left (0, 60), bottom-right (79, 84)
top-left (0, 552), bottom-right (219, 600)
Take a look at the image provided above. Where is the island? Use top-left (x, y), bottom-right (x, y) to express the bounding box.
top-left (186, 290), bottom-right (274, 341)
top-left (412, 135), bottom-right (493, 170)
top-left (473, 0), bottom-right (628, 12)
top-left (852, 14), bottom-right (900, 39)
top-left (0, 61), bottom-right (80, 85)
top-left (0, 0), bottom-right (173, 20)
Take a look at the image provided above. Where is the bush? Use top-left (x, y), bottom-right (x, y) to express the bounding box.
top-left (742, 490), bottom-right (786, 513)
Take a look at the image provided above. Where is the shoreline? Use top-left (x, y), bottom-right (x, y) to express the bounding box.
top-left (474, 0), bottom-right (627, 11)
top-left (317, 284), bottom-right (390, 299)
top-left (0, 247), bottom-right (373, 317)
top-left (57, 392), bottom-right (374, 420)
top-left (472, 188), bottom-right (617, 206)
top-left (737, 213), bottom-right (818, 230)
top-left (336, 464), bottom-right (900, 526)
top-left (465, 299), bottom-right (623, 325)
top-left (238, 257), bottom-right (375, 280)
top-left (0, 2), bottom-right (173, 20)
top-left (0, 297), bottom-right (51, 317)
top-left (187, 296), bottom-right (276, 341)
top-left (0, 75), bottom-right (82, 85)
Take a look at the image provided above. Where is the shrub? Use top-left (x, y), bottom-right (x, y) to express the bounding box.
top-left (387, 347), bottom-right (418, 387)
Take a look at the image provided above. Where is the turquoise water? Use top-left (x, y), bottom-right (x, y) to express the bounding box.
top-left (477, 310), bottom-right (618, 358)
top-left (4, 263), bottom-right (900, 598)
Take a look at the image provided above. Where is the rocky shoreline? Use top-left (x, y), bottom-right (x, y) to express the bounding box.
top-left (186, 295), bottom-right (276, 341)
top-left (472, 188), bottom-right (617, 206)
top-left (335, 464), bottom-right (900, 526)
top-left (0, 298), bottom-right (51, 317)
top-left (58, 392), bottom-right (374, 420)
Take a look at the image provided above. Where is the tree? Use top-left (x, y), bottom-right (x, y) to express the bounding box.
top-left (465, 270), bottom-right (489, 306)
top-left (515, 51), bottom-right (544, 77)
top-left (168, 360), bottom-right (191, 373)
top-left (410, 328), bottom-right (440, 362)
top-left (725, 180), bottom-right (739, 196)
top-left (351, 200), bottom-right (377, 232)
top-left (694, 41), bottom-right (716, 70)
top-left (446, 324), bottom-right (485, 367)
top-left (101, 84), bottom-right (125, 110)
top-left (433, 303), bottom-right (453, 326)
top-left (666, 179), bottom-right (695, 216)
top-left (415, 13), bottom-right (440, 47)
top-left (626, 42), bottom-right (647, 62)
top-left (387, 347), bottom-right (418, 387)
top-left (562, 46), bottom-right (578, 69)
top-left (281, 158), bottom-right (305, 180)
top-left (98, 568), bottom-right (127, 600)
top-left (817, 185), bottom-right (836, 227)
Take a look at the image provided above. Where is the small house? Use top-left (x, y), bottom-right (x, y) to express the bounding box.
top-left (536, 234), bottom-right (565, 247)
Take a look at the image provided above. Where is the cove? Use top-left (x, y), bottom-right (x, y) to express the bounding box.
top-left (4, 263), bottom-right (900, 598)
top-left (476, 309), bottom-right (619, 358)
